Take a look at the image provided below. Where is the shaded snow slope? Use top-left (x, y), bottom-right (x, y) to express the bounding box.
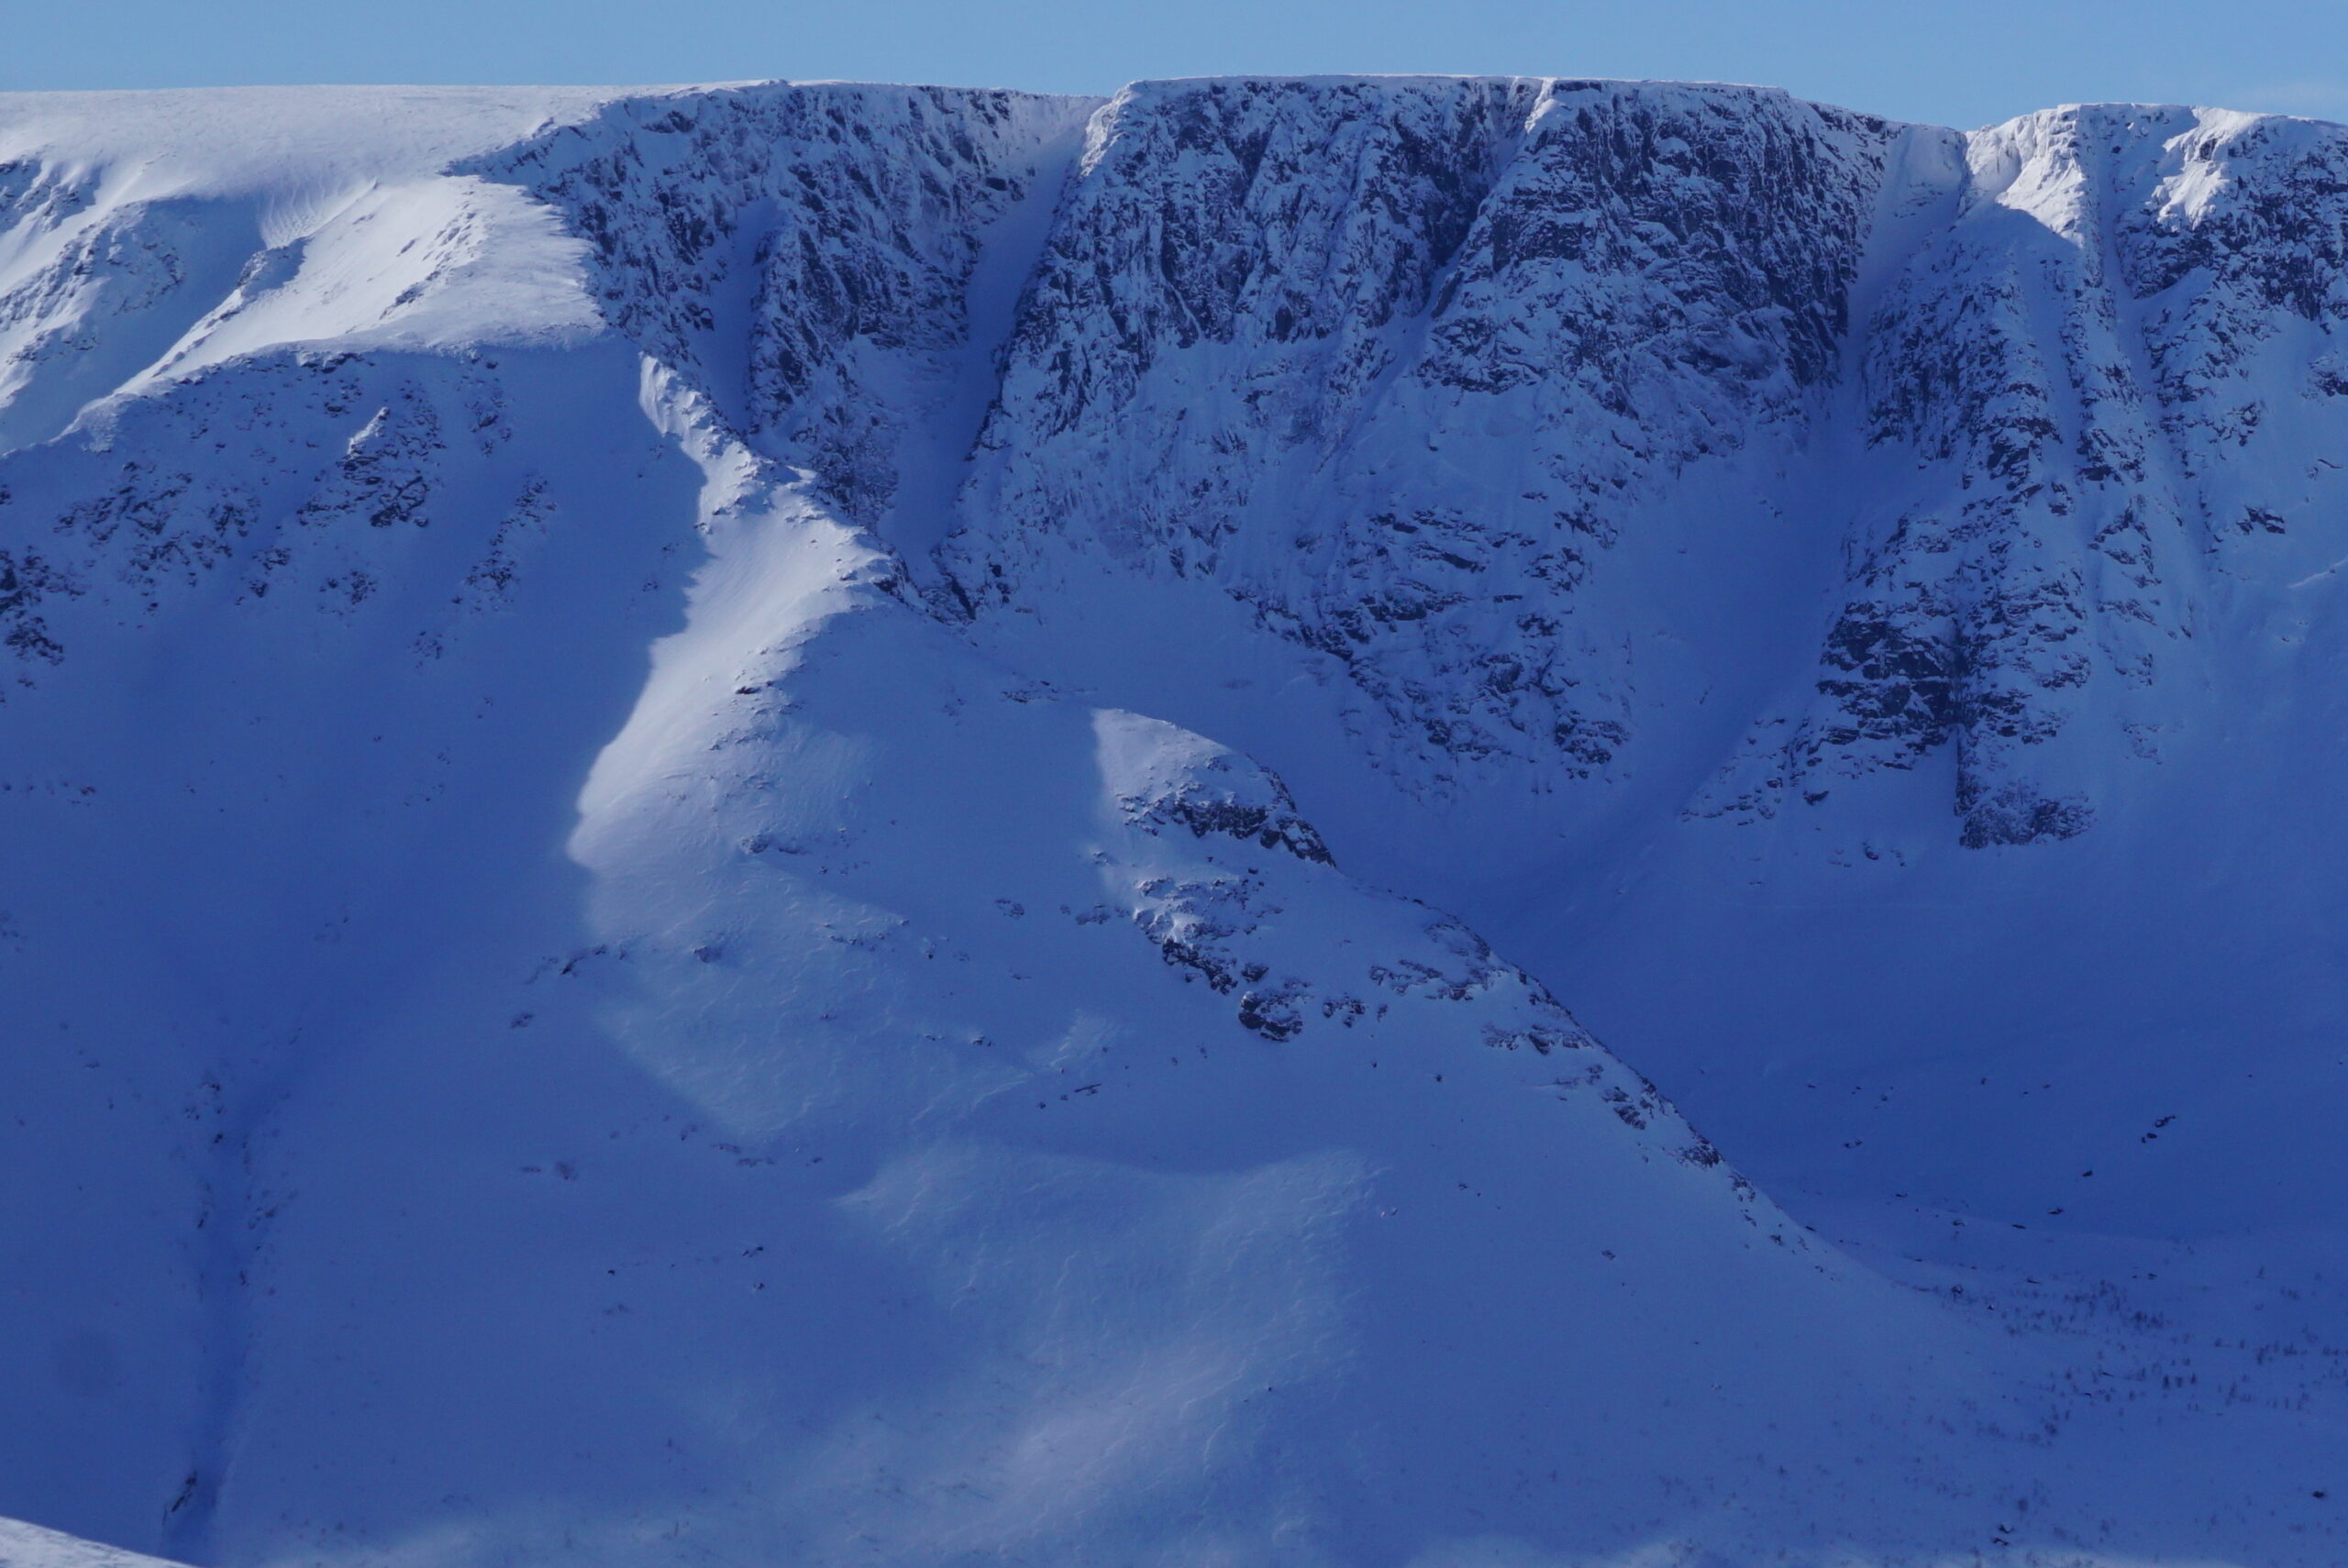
top-left (0, 77), bottom-right (2343, 1568)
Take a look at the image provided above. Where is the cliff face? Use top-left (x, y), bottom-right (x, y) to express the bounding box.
top-left (1715, 105), bottom-right (2348, 845)
top-left (947, 79), bottom-right (1899, 790)
top-left (915, 84), bottom-right (2348, 848)
top-left (2, 78), bottom-right (2347, 1568)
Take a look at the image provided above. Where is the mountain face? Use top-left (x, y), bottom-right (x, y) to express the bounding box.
top-left (2, 76), bottom-right (2345, 1568)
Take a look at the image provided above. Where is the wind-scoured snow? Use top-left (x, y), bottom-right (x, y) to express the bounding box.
top-left (1, 76), bottom-right (2344, 1568)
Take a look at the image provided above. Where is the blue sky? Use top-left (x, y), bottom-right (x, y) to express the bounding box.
top-left (12, 0), bottom-right (2348, 130)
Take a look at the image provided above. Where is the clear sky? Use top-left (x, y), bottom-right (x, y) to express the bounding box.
top-left (12, 0), bottom-right (2348, 132)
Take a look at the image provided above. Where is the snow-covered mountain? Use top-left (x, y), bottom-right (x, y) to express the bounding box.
top-left (2, 77), bottom-right (2344, 1568)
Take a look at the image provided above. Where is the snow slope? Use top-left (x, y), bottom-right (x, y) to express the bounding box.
top-left (0, 77), bottom-right (2343, 1568)
top-left (0, 1518), bottom-right (191, 1568)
